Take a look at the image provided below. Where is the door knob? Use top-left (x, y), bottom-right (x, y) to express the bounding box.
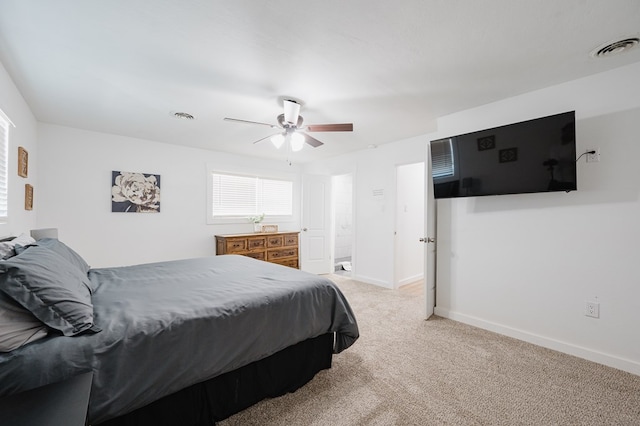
top-left (419, 237), bottom-right (436, 243)
top-left (302, 228), bottom-right (308, 232)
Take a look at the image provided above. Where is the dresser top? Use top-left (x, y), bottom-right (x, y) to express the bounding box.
top-left (215, 231), bottom-right (299, 238)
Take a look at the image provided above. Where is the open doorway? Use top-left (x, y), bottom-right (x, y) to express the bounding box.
top-left (395, 162), bottom-right (425, 289)
top-left (332, 173), bottom-right (353, 276)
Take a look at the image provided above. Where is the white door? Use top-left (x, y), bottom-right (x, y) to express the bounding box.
top-left (424, 145), bottom-right (437, 318)
top-left (300, 174), bottom-right (332, 274)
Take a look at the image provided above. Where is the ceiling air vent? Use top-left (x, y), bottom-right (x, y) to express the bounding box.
top-left (591, 37), bottom-right (639, 58)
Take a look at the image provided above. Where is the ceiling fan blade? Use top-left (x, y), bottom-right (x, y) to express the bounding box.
top-left (306, 123), bottom-right (353, 132)
top-left (302, 132), bottom-right (324, 148)
top-left (252, 133), bottom-right (281, 144)
top-left (224, 117), bottom-right (278, 128)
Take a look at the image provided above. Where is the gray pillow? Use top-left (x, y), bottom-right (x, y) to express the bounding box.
top-left (0, 291), bottom-right (49, 352)
top-left (19, 238), bottom-right (91, 275)
top-left (0, 246), bottom-right (99, 336)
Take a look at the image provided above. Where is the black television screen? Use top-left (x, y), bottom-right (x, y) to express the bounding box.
top-left (430, 111), bottom-right (576, 199)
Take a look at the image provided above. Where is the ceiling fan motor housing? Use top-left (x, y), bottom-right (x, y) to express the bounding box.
top-left (283, 99), bottom-right (301, 125)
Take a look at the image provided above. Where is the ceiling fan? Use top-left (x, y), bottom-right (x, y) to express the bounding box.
top-left (223, 99), bottom-right (353, 151)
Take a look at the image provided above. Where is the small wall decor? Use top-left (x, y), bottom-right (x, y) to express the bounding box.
top-left (111, 171), bottom-right (161, 213)
top-left (477, 135), bottom-right (495, 151)
top-left (18, 147), bottom-right (28, 177)
top-left (25, 184), bottom-right (33, 210)
top-left (499, 147), bottom-right (518, 163)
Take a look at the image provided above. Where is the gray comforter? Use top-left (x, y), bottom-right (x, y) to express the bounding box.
top-left (0, 255), bottom-right (359, 424)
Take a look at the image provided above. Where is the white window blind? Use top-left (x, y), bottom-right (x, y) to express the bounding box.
top-left (211, 172), bottom-right (293, 218)
top-left (431, 138), bottom-right (455, 178)
top-left (0, 111), bottom-right (10, 221)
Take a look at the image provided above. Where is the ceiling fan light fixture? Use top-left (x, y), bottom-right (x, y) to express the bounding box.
top-left (283, 99), bottom-right (301, 125)
top-left (224, 97), bottom-right (352, 151)
top-left (290, 132), bottom-right (305, 152)
top-left (271, 133), bottom-right (285, 149)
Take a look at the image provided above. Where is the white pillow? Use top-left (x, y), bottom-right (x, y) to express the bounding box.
top-left (0, 233), bottom-right (36, 259)
top-left (0, 242), bottom-right (14, 259)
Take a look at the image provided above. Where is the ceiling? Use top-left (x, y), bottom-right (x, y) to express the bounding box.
top-left (0, 1), bottom-right (639, 164)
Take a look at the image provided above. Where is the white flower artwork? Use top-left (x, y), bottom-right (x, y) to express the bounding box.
top-left (111, 171), bottom-right (161, 213)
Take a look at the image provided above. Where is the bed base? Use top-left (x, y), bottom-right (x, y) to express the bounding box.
top-left (98, 333), bottom-right (334, 425)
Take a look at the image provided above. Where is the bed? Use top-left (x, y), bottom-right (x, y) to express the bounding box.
top-left (0, 237), bottom-right (359, 425)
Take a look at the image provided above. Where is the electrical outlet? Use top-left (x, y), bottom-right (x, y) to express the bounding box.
top-left (585, 301), bottom-right (600, 318)
top-left (586, 148), bottom-right (600, 163)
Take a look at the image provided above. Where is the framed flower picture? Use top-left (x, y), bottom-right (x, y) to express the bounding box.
top-left (111, 171), bottom-right (161, 213)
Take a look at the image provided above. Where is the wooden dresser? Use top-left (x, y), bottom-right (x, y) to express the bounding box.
top-left (215, 231), bottom-right (300, 269)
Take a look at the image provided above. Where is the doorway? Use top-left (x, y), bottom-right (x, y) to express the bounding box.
top-left (332, 173), bottom-right (354, 276)
top-left (394, 162), bottom-right (425, 288)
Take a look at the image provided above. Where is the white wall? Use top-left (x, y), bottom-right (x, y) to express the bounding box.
top-left (433, 61), bottom-right (640, 375)
top-left (36, 124), bottom-right (301, 268)
top-left (305, 61), bottom-right (640, 375)
top-left (0, 61), bottom-right (38, 238)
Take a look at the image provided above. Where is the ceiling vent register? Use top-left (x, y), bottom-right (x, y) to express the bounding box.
top-left (591, 37), bottom-right (639, 58)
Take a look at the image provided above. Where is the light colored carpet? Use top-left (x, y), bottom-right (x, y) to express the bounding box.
top-left (218, 275), bottom-right (640, 425)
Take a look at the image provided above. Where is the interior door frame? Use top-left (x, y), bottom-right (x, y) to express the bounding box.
top-left (331, 171), bottom-right (356, 277)
top-left (393, 161), bottom-right (425, 289)
top-left (424, 141), bottom-right (437, 319)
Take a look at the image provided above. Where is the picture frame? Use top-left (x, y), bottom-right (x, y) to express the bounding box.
top-left (477, 135), bottom-right (496, 151)
top-left (25, 184), bottom-right (33, 210)
top-left (499, 147), bottom-right (518, 163)
top-left (18, 146), bottom-right (28, 178)
top-left (111, 171), bottom-right (161, 213)
top-left (260, 224), bottom-right (279, 233)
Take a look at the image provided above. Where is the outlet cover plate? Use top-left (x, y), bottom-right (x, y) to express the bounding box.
top-left (586, 148), bottom-right (600, 163)
top-left (585, 301), bottom-right (600, 318)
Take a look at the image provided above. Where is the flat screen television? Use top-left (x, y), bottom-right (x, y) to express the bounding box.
top-left (430, 111), bottom-right (576, 199)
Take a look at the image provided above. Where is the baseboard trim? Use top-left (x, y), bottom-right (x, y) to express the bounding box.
top-left (397, 274), bottom-right (424, 288)
top-left (352, 274), bottom-right (392, 289)
top-left (434, 307), bottom-right (640, 377)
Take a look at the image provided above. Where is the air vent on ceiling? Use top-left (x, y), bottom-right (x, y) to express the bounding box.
top-left (172, 112), bottom-right (195, 120)
top-left (591, 37), bottom-right (639, 58)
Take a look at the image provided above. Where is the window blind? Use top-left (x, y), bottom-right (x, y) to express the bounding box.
top-left (211, 172), bottom-right (293, 218)
top-left (431, 138), bottom-right (454, 178)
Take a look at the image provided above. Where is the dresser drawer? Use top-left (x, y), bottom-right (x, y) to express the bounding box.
top-left (273, 258), bottom-right (298, 268)
top-left (283, 234), bottom-right (298, 246)
top-left (267, 247), bottom-right (297, 261)
top-left (267, 235), bottom-right (283, 248)
top-left (245, 251), bottom-right (265, 261)
top-left (247, 236), bottom-right (266, 250)
top-left (225, 239), bottom-right (247, 253)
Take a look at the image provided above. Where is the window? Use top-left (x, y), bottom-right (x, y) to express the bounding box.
top-left (0, 109), bottom-right (11, 222)
top-left (430, 138), bottom-right (455, 178)
top-left (210, 171), bottom-right (294, 220)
